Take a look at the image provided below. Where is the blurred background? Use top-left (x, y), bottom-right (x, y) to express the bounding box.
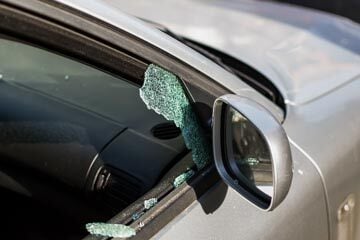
top-left (273, 0), bottom-right (360, 23)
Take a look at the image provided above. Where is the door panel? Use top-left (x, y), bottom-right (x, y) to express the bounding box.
top-left (155, 144), bottom-right (328, 240)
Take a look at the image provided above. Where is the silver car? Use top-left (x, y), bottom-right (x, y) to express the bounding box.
top-left (0, 0), bottom-right (359, 240)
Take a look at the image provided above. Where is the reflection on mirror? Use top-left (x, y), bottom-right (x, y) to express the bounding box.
top-left (224, 106), bottom-right (273, 197)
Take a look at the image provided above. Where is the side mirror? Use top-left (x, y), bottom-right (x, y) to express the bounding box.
top-left (212, 94), bottom-right (292, 211)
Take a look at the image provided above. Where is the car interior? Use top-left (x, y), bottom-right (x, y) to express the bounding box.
top-left (0, 38), bottom-right (193, 239)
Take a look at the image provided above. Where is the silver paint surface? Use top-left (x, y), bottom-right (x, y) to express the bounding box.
top-left (114, 2), bottom-right (360, 239)
top-left (154, 144), bottom-right (328, 240)
top-left (284, 77), bottom-right (360, 239)
top-left (9, 0), bottom-right (360, 239)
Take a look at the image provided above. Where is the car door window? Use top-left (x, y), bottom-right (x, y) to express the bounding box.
top-left (0, 37), bottom-right (185, 198)
top-left (0, 38), bottom-right (161, 129)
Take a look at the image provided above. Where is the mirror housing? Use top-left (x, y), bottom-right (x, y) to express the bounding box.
top-left (212, 94), bottom-right (292, 211)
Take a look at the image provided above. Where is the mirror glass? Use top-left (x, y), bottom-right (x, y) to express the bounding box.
top-left (224, 106), bottom-right (273, 197)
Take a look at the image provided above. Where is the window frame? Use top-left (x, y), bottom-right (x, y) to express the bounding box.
top-left (0, 1), bottom-right (227, 239)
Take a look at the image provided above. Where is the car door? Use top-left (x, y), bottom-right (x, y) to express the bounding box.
top-left (0, 0), bottom-right (226, 237)
top-left (0, 1), bottom-right (329, 240)
top-left (0, 0), bottom-right (197, 237)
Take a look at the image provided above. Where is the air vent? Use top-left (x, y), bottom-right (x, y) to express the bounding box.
top-left (151, 122), bottom-right (181, 140)
top-left (99, 167), bottom-right (144, 213)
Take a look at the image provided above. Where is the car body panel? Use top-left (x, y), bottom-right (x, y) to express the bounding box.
top-left (112, 1), bottom-right (360, 239)
top-left (154, 144), bottom-right (328, 240)
top-left (3, 1), bottom-right (359, 239)
top-left (115, 0), bottom-right (360, 106)
top-left (284, 77), bottom-right (360, 240)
